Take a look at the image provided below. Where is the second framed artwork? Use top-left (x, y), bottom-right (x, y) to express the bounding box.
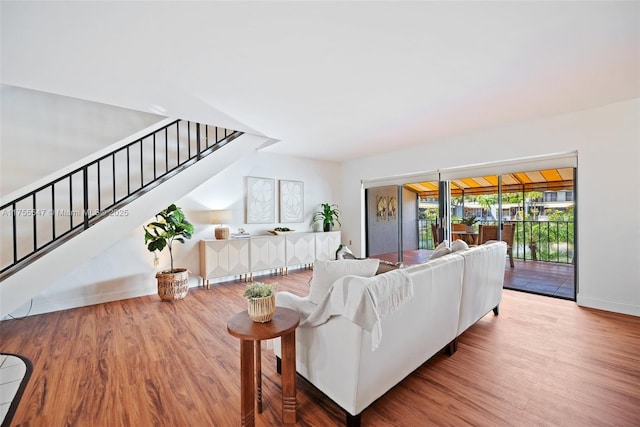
top-left (279, 180), bottom-right (304, 223)
top-left (388, 195), bottom-right (398, 222)
top-left (377, 195), bottom-right (388, 221)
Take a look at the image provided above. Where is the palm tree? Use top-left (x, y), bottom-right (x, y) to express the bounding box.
top-left (477, 195), bottom-right (497, 220)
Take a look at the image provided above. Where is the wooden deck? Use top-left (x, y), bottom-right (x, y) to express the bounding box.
top-left (375, 249), bottom-right (575, 300)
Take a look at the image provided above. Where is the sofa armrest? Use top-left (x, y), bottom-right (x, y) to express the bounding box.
top-left (276, 291), bottom-right (317, 322)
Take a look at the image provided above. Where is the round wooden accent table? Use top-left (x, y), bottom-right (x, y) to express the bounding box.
top-left (227, 307), bottom-right (300, 426)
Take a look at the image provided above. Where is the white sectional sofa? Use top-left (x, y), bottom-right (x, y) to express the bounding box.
top-left (274, 241), bottom-right (508, 426)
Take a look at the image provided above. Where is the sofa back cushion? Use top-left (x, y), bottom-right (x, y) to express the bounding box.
top-left (376, 260), bottom-right (403, 275)
top-left (340, 252), bottom-right (401, 275)
top-left (309, 258), bottom-right (380, 304)
top-left (451, 239), bottom-right (469, 252)
top-left (429, 240), bottom-right (451, 260)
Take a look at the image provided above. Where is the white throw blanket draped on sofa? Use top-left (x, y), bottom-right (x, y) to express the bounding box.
top-left (298, 269), bottom-right (414, 350)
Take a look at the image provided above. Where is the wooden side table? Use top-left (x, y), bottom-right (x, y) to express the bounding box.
top-left (227, 307), bottom-right (300, 426)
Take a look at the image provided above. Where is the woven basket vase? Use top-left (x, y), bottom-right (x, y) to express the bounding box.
top-left (156, 269), bottom-right (189, 301)
top-left (248, 294), bottom-right (276, 323)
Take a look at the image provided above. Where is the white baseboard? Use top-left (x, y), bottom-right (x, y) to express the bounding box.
top-left (2, 275), bottom-right (204, 320)
top-left (577, 295), bottom-right (640, 317)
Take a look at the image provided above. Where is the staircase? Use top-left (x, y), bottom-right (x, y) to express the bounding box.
top-left (1, 119), bottom-right (271, 317)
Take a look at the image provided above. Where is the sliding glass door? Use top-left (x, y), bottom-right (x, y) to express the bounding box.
top-left (441, 167), bottom-right (576, 301)
top-left (362, 154), bottom-right (577, 301)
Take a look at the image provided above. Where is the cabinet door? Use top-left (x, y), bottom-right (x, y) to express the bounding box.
top-left (315, 231), bottom-right (342, 261)
top-left (250, 237), bottom-right (273, 272)
top-left (228, 239), bottom-right (250, 275)
top-left (200, 240), bottom-right (230, 278)
top-left (285, 233), bottom-right (316, 266)
top-left (271, 236), bottom-right (286, 269)
top-left (250, 236), bottom-right (286, 272)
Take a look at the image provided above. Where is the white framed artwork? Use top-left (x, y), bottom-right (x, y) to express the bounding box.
top-left (279, 180), bottom-right (304, 223)
top-left (246, 176), bottom-right (275, 224)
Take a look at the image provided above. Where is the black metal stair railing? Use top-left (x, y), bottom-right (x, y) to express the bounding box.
top-left (0, 120), bottom-right (243, 281)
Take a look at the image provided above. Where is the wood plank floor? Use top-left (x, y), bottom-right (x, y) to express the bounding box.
top-left (1, 268), bottom-right (639, 426)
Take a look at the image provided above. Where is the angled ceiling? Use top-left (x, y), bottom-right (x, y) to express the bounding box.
top-left (1, 1), bottom-right (638, 162)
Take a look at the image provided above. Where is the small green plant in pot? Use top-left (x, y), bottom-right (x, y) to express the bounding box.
top-left (461, 215), bottom-right (479, 232)
top-left (312, 203), bottom-right (341, 232)
top-left (144, 204), bottom-right (194, 301)
top-left (244, 282), bottom-right (277, 322)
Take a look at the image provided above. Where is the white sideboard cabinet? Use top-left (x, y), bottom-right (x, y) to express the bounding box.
top-left (199, 239), bottom-right (250, 287)
top-left (199, 231), bottom-right (341, 286)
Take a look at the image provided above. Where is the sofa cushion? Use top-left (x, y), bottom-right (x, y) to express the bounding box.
top-left (483, 240), bottom-right (501, 245)
top-left (342, 252), bottom-right (360, 260)
top-left (429, 240), bottom-right (451, 260)
top-left (451, 239), bottom-right (469, 252)
top-left (376, 260), bottom-right (403, 275)
top-left (336, 244), bottom-right (354, 259)
top-left (309, 258), bottom-right (380, 304)
top-left (340, 253), bottom-right (401, 275)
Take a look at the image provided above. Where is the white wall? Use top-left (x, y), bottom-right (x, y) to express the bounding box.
top-left (175, 151), bottom-right (343, 277)
top-left (0, 85), bottom-right (164, 195)
top-left (341, 98), bottom-right (640, 316)
top-left (6, 150), bottom-right (342, 317)
top-left (4, 90), bottom-right (637, 318)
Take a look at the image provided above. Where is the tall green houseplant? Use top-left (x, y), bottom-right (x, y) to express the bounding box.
top-left (144, 204), bottom-right (194, 301)
top-left (144, 204), bottom-right (194, 272)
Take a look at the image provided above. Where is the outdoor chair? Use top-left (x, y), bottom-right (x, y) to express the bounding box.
top-left (431, 223), bottom-right (440, 246)
top-left (478, 223), bottom-right (515, 268)
top-left (451, 223), bottom-right (466, 241)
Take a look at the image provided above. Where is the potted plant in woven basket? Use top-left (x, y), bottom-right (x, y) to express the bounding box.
top-left (144, 204), bottom-right (194, 301)
top-left (244, 282), bottom-right (277, 323)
